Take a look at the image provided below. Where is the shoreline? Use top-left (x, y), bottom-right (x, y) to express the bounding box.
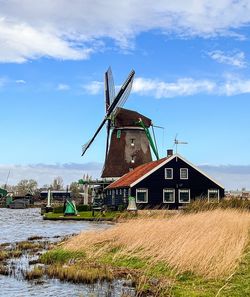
top-left (43, 216), bottom-right (114, 221)
top-left (41, 209), bottom-right (250, 296)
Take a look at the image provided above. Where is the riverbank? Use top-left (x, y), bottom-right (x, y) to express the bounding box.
top-left (0, 208), bottom-right (126, 296)
top-left (40, 209), bottom-right (250, 296)
top-left (43, 210), bottom-right (120, 221)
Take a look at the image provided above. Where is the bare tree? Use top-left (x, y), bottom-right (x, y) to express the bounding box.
top-left (69, 182), bottom-right (81, 199)
top-left (16, 179), bottom-right (38, 195)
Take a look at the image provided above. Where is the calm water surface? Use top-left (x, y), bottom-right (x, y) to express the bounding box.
top-left (0, 208), bottom-right (135, 297)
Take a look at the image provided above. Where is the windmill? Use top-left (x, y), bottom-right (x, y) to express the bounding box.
top-left (81, 67), bottom-right (159, 179)
top-left (173, 134), bottom-right (188, 154)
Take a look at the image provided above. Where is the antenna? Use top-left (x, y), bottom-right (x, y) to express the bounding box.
top-left (173, 134), bottom-right (188, 154)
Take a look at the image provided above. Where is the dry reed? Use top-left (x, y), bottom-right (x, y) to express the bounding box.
top-left (64, 209), bottom-right (250, 278)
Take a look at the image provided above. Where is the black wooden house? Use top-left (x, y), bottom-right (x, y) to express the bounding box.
top-left (105, 151), bottom-right (224, 209)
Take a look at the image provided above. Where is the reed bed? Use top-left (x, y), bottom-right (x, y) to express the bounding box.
top-left (64, 209), bottom-right (250, 278)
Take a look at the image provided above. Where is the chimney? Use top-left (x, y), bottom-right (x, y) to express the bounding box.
top-left (167, 149), bottom-right (173, 157)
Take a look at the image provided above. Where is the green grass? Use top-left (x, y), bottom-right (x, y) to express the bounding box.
top-left (40, 248), bottom-right (86, 264)
top-left (40, 243), bottom-right (250, 296)
top-left (43, 211), bottom-right (120, 221)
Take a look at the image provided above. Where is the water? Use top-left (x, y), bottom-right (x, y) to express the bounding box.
top-left (0, 208), bottom-right (135, 297)
top-left (0, 208), bottom-right (108, 244)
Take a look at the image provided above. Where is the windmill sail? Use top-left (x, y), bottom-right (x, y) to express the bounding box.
top-left (104, 67), bottom-right (115, 160)
top-left (105, 67), bottom-right (115, 108)
top-left (81, 68), bottom-right (135, 157)
top-left (112, 74), bottom-right (134, 118)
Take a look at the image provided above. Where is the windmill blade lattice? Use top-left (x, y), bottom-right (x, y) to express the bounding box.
top-left (81, 68), bottom-right (135, 157)
top-left (111, 71), bottom-right (134, 118)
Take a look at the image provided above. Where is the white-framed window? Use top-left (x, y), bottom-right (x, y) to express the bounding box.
top-left (179, 189), bottom-right (190, 203)
top-left (136, 188), bottom-right (148, 203)
top-left (180, 168), bottom-right (188, 179)
top-left (165, 168), bottom-right (173, 179)
top-left (163, 189), bottom-right (175, 203)
top-left (208, 189), bottom-right (220, 202)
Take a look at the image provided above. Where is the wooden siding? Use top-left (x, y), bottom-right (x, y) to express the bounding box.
top-left (104, 156), bottom-right (224, 209)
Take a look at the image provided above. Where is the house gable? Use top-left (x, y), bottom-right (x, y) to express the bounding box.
top-left (129, 156), bottom-right (224, 208)
top-left (130, 154), bottom-right (224, 189)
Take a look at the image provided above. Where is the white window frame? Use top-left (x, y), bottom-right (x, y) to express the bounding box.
top-left (163, 188), bottom-right (175, 203)
top-left (136, 188), bottom-right (148, 203)
top-left (165, 168), bottom-right (173, 179)
top-left (180, 168), bottom-right (188, 180)
top-left (208, 189), bottom-right (220, 202)
top-left (178, 189), bottom-right (190, 203)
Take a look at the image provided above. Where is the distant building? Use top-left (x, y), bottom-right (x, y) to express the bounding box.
top-left (40, 190), bottom-right (71, 201)
top-left (105, 151), bottom-right (224, 209)
top-left (225, 190), bottom-right (250, 199)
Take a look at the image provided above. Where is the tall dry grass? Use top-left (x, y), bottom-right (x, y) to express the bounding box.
top-left (64, 209), bottom-right (250, 278)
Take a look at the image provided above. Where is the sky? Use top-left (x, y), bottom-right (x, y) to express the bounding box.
top-left (1, 0), bottom-right (250, 189)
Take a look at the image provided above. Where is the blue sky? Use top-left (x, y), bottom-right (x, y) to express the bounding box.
top-left (1, 0), bottom-right (250, 189)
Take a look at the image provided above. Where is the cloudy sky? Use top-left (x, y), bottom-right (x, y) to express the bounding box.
top-left (1, 0), bottom-right (250, 189)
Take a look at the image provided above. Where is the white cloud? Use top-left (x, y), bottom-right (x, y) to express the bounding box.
top-left (83, 76), bottom-right (250, 98)
top-left (208, 50), bottom-right (247, 68)
top-left (82, 81), bottom-right (103, 95)
top-left (220, 78), bottom-right (250, 96)
top-left (0, 162), bottom-right (102, 187)
top-left (15, 79), bottom-right (26, 84)
top-left (57, 83), bottom-right (70, 91)
top-left (1, 1), bottom-right (250, 62)
top-left (133, 77), bottom-right (216, 98)
top-left (199, 165), bottom-right (250, 190)
top-left (0, 18), bottom-right (93, 63)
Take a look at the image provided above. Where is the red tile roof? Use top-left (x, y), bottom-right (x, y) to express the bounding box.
top-left (106, 157), bottom-right (168, 189)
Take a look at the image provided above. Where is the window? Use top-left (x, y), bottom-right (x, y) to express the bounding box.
top-left (119, 189), bottom-right (122, 195)
top-left (165, 168), bottom-right (173, 179)
top-left (163, 189), bottom-right (175, 203)
top-left (115, 189), bottom-right (118, 195)
top-left (180, 168), bottom-right (188, 179)
top-left (179, 189), bottom-right (190, 203)
top-left (208, 189), bottom-right (219, 202)
top-left (130, 138), bottom-right (135, 146)
top-left (136, 189), bottom-right (148, 203)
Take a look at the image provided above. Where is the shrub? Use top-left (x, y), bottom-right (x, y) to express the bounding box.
top-left (184, 198), bottom-right (250, 213)
top-left (77, 204), bottom-right (91, 212)
top-left (53, 206), bottom-right (64, 213)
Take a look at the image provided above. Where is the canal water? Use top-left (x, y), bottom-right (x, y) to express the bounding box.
top-left (0, 208), bottom-right (135, 297)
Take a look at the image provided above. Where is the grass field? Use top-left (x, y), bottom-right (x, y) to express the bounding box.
top-left (43, 210), bottom-right (120, 221)
top-left (41, 209), bottom-right (250, 296)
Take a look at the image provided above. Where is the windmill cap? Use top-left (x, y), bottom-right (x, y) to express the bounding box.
top-left (114, 108), bottom-right (152, 128)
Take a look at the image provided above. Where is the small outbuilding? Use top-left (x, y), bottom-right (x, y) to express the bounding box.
top-left (104, 151), bottom-right (224, 209)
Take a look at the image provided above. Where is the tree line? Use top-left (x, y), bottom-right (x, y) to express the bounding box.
top-left (1, 176), bottom-right (81, 198)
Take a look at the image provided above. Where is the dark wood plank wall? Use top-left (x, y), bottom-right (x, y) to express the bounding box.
top-left (130, 157), bottom-right (224, 209)
top-left (105, 157), bottom-right (224, 209)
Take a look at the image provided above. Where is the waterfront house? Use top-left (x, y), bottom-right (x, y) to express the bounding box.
top-left (104, 150), bottom-right (224, 209)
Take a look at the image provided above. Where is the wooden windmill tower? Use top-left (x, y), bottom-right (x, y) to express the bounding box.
top-left (81, 68), bottom-right (159, 179)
